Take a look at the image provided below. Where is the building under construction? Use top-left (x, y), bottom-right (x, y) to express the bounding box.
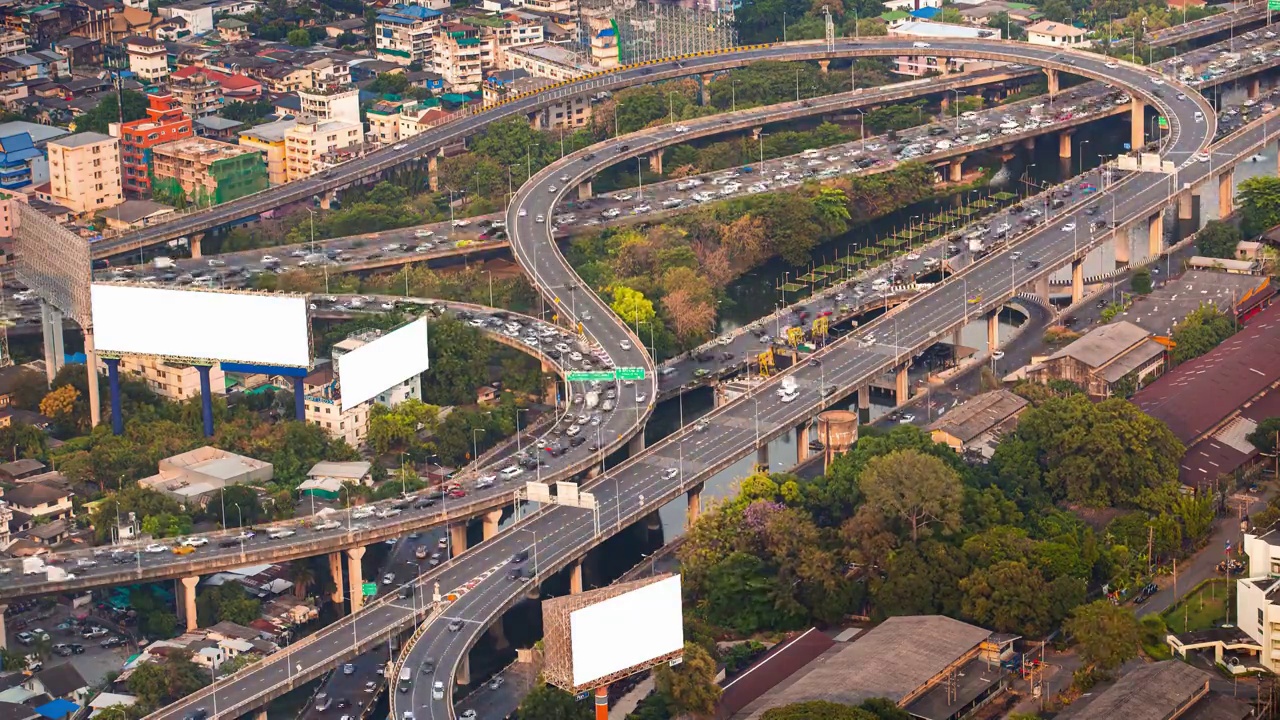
top-left (579, 0), bottom-right (736, 67)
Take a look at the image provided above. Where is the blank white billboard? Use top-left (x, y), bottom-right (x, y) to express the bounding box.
top-left (569, 575), bottom-right (683, 687)
top-left (336, 317), bottom-right (430, 411)
top-left (90, 284), bottom-right (310, 368)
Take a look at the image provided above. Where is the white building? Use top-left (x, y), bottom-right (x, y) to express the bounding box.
top-left (303, 331), bottom-right (423, 446)
top-left (887, 21), bottom-right (1001, 76)
top-left (158, 0), bottom-right (215, 35)
top-left (298, 86), bottom-right (360, 125)
top-left (125, 36), bottom-right (168, 83)
top-left (1026, 20), bottom-right (1090, 48)
top-left (1235, 527), bottom-right (1280, 672)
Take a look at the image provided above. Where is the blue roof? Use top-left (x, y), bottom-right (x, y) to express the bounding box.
top-left (379, 4), bottom-right (441, 20)
top-left (0, 133), bottom-right (40, 162)
top-left (910, 6), bottom-right (941, 18)
top-left (35, 699), bottom-right (79, 719)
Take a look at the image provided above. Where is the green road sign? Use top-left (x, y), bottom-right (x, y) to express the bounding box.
top-left (362, 582), bottom-right (377, 596)
top-left (566, 371), bottom-right (616, 382)
top-left (616, 367), bottom-right (646, 380)
top-left (1271, 0), bottom-right (1280, 11)
top-left (1157, 116), bottom-right (1168, 129)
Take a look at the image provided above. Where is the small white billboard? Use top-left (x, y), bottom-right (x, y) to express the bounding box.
top-left (90, 284), bottom-right (310, 367)
top-left (568, 575), bottom-right (683, 688)
top-left (336, 317), bottom-right (431, 411)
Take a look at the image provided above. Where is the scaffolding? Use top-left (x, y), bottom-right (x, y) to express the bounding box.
top-left (580, 0), bottom-right (737, 66)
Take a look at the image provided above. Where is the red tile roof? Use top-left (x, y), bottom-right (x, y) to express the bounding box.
top-left (171, 65), bottom-right (261, 92)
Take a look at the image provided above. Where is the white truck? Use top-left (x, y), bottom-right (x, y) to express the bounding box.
top-left (153, 257), bottom-right (175, 270)
top-left (584, 391), bottom-right (600, 410)
top-left (21, 558), bottom-right (44, 575)
top-left (777, 376), bottom-right (798, 398)
top-left (968, 237), bottom-right (985, 254)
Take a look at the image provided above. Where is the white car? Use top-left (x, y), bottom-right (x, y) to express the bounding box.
top-left (181, 537), bottom-right (208, 548)
top-left (1105, 62), bottom-right (1119, 69)
top-left (518, 208), bottom-right (528, 217)
top-left (535, 215), bottom-right (545, 223)
top-left (414, 229), bottom-right (434, 238)
top-left (912, 41), bottom-right (931, 48)
top-left (393, 143), bottom-right (407, 150)
top-left (376, 508), bottom-right (402, 518)
top-left (619, 339), bottom-right (632, 350)
top-left (662, 468), bottom-right (678, 480)
top-left (261, 255), bottom-right (279, 264)
top-left (548, 185), bottom-right (558, 193)
top-left (1060, 222), bottom-right (1076, 232)
top-left (636, 393), bottom-right (647, 403)
top-left (614, 193), bottom-right (633, 201)
top-left (569, 351), bottom-right (583, 361)
top-left (144, 544), bottom-right (167, 553)
top-left (674, 125), bottom-right (689, 133)
top-left (432, 682), bottom-right (445, 700)
top-left (906, 253), bottom-right (920, 261)
top-left (207, 258), bottom-right (225, 267)
top-left (1196, 153), bottom-right (1210, 163)
top-left (268, 529), bottom-right (296, 540)
top-left (452, 219), bottom-right (471, 227)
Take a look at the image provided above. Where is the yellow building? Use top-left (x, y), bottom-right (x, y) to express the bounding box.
top-left (47, 131), bottom-right (122, 215)
top-left (238, 119), bottom-right (292, 186)
top-left (283, 118), bottom-right (362, 182)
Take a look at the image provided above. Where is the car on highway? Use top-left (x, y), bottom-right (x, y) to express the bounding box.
top-left (267, 529), bottom-right (295, 540)
top-left (393, 144), bottom-right (407, 150)
top-left (144, 544), bottom-right (167, 553)
top-left (181, 537), bottom-right (208, 547)
top-left (448, 620), bottom-right (463, 632)
top-left (432, 681), bottom-right (445, 700)
top-left (383, 572), bottom-right (395, 585)
top-left (173, 545), bottom-right (195, 555)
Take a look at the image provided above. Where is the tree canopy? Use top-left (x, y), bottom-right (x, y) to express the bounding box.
top-left (1239, 176), bottom-right (1280, 238)
top-left (1195, 220), bottom-right (1242, 259)
top-left (1170, 304), bottom-right (1236, 364)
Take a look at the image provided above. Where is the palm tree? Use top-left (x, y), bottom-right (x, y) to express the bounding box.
top-left (291, 562), bottom-right (315, 600)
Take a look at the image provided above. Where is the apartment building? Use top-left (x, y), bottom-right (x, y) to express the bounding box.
top-left (283, 117), bottom-right (362, 182)
top-left (476, 11), bottom-right (543, 66)
top-left (237, 119), bottom-right (291, 185)
top-left (366, 97), bottom-right (412, 145)
top-left (47, 132), bottom-right (121, 214)
top-left (102, 355), bottom-right (226, 401)
top-left (157, 0), bottom-right (214, 35)
top-left (170, 71), bottom-right (223, 119)
top-left (518, 0), bottom-right (575, 15)
top-left (432, 23), bottom-right (483, 92)
top-left (118, 92), bottom-right (193, 196)
top-left (125, 35), bottom-right (167, 82)
top-left (375, 4), bottom-right (442, 66)
top-left (302, 57), bottom-right (351, 90)
top-left (298, 85), bottom-right (360, 124)
top-left (151, 137), bottom-right (267, 206)
top-left (0, 30), bottom-right (28, 58)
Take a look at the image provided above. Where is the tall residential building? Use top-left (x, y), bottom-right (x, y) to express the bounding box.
top-left (284, 118), bottom-right (362, 182)
top-left (117, 92), bottom-right (193, 196)
top-left (150, 137), bottom-right (267, 206)
top-left (47, 132), bottom-right (121, 214)
top-left (237, 119), bottom-right (291, 186)
top-left (375, 5), bottom-right (442, 66)
top-left (432, 23), bottom-right (483, 92)
top-left (475, 11), bottom-right (544, 69)
top-left (302, 57), bottom-right (351, 90)
top-left (169, 71), bottom-right (223, 119)
top-left (298, 85), bottom-right (360, 125)
top-left (124, 35), bottom-right (167, 83)
top-left (0, 30), bottom-right (28, 58)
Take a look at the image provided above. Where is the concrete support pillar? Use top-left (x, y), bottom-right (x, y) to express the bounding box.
top-left (0, 606), bottom-right (7, 649)
top-left (1071, 259), bottom-right (1084, 305)
top-left (1130, 99), bottom-right (1145, 152)
top-left (1058, 131), bottom-right (1072, 159)
top-left (648, 149), bottom-right (663, 175)
top-left (40, 302), bottom-right (63, 385)
top-left (1147, 211), bottom-right (1164, 258)
top-left (482, 509), bottom-right (501, 541)
top-left (347, 546), bottom-right (366, 613)
top-left (457, 655), bottom-right (470, 686)
top-left (83, 329), bottom-right (100, 429)
top-left (1219, 170), bottom-right (1234, 218)
top-left (796, 423), bottom-right (810, 464)
top-left (949, 156), bottom-right (964, 183)
top-left (177, 576), bottom-right (199, 632)
top-left (189, 234), bottom-right (202, 259)
top-left (1022, 137), bottom-right (1035, 151)
top-left (328, 551), bottom-right (345, 606)
top-left (428, 154), bottom-right (440, 192)
top-left (319, 195), bottom-right (332, 210)
top-left (818, 59), bottom-right (829, 74)
top-left (687, 483), bottom-right (703, 527)
top-left (197, 364), bottom-right (213, 438)
top-left (1249, 77), bottom-right (1261, 100)
top-left (253, 710), bottom-right (267, 720)
top-left (1178, 191), bottom-right (1194, 222)
top-left (628, 432), bottom-right (645, 456)
top-left (577, 181), bottom-right (592, 201)
top-left (939, 94), bottom-right (949, 111)
top-left (699, 73), bottom-right (713, 106)
top-left (570, 560), bottom-right (583, 594)
top-left (449, 523), bottom-right (468, 559)
top-left (105, 357), bottom-right (122, 436)
top-left (1046, 68), bottom-right (1059, 97)
top-left (1115, 233), bottom-right (1130, 265)
top-left (894, 365), bottom-right (909, 407)
top-left (1034, 276), bottom-right (1049, 304)
top-left (756, 444), bottom-right (769, 468)
top-left (986, 310), bottom-right (999, 355)
top-left (294, 376), bottom-right (305, 421)
top-left (858, 385), bottom-right (870, 412)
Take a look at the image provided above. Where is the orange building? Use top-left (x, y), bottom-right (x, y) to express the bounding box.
top-left (119, 92), bottom-right (193, 197)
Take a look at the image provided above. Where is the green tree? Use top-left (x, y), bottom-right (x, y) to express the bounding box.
top-left (988, 12), bottom-right (1027, 39)
top-left (210, 484), bottom-right (262, 527)
top-left (126, 650), bottom-right (208, 710)
top-left (1248, 417), bottom-right (1280, 455)
top-left (287, 27), bottom-right (311, 46)
top-left (654, 642), bottom-right (721, 717)
top-left (873, 540), bottom-right (970, 618)
top-left (1195, 220), bottom-right (1242, 259)
top-left (959, 560), bottom-right (1054, 636)
top-left (812, 187), bottom-right (852, 229)
top-left (1170, 304), bottom-right (1236, 363)
top-left (858, 449), bottom-right (963, 542)
top-left (518, 682), bottom-right (593, 720)
top-left (610, 286), bottom-right (656, 325)
top-left (196, 584), bottom-right (262, 627)
top-left (1131, 268), bottom-right (1153, 294)
top-left (1066, 601), bottom-right (1140, 671)
top-left (1239, 175), bottom-right (1280, 238)
top-left (762, 701), bottom-right (877, 720)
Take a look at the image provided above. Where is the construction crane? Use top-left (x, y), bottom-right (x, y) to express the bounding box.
top-left (756, 349), bottom-right (775, 377)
